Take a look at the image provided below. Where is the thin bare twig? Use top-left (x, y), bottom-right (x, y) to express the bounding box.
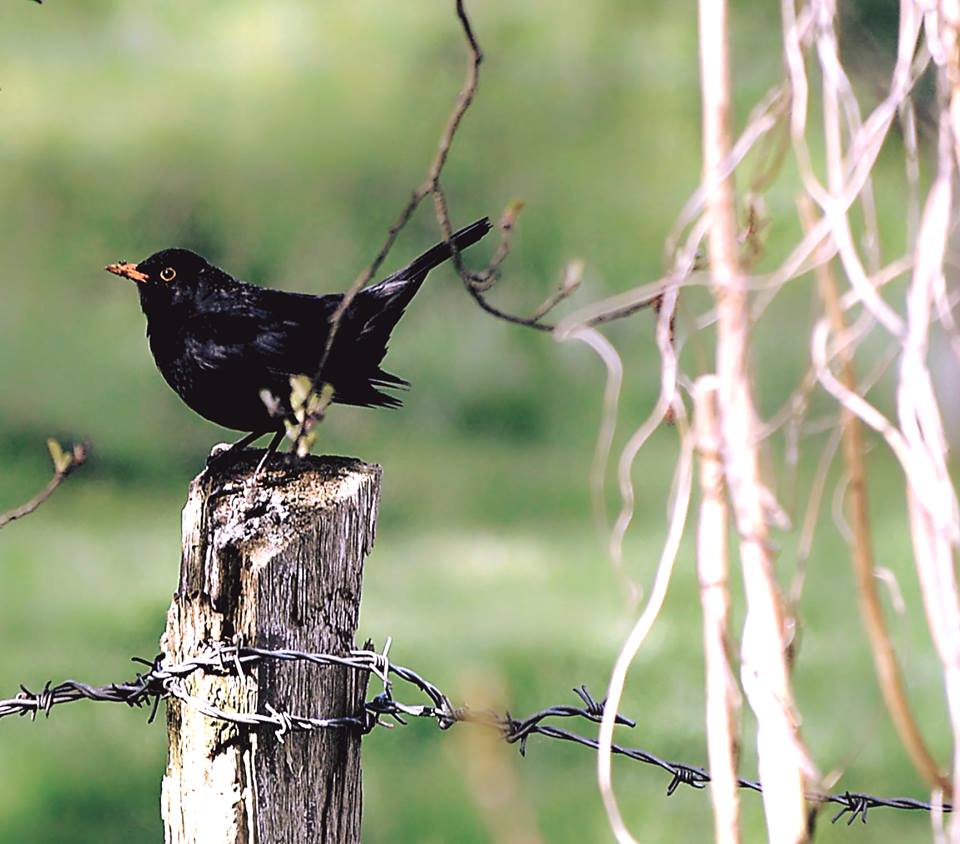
top-left (296, 0), bottom-right (587, 447)
top-left (314, 0), bottom-right (493, 374)
top-left (435, 5), bottom-right (577, 331)
top-left (0, 440), bottom-right (87, 531)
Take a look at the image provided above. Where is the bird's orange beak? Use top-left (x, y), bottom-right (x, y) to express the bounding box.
top-left (105, 262), bottom-right (149, 283)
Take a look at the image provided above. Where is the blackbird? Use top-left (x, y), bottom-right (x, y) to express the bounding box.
top-left (106, 217), bottom-right (492, 469)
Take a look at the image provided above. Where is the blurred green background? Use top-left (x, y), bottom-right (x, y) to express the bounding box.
top-left (0, 1), bottom-right (952, 842)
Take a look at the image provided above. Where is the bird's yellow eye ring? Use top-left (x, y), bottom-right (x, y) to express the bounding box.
top-left (160, 267), bottom-right (176, 282)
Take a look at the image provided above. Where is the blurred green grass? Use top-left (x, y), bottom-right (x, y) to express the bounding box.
top-left (0, 2), bottom-right (950, 842)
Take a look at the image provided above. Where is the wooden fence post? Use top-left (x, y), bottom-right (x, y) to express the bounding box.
top-left (160, 451), bottom-right (381, 844)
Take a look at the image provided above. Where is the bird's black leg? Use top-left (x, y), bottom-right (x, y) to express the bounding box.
top-left (207, 430), bottom-right (266, 470)
top-left (229, 430), bottom-right (265, 452)
top-left (254, 429), bottom-right (285, 478)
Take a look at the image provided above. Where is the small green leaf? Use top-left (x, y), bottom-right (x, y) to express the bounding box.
top-left (296, 429), bottom-right (317, 458)
top-left (289, 374), bottom-right (313, 413)
top-left (46, 438), bottom-right (71, 474)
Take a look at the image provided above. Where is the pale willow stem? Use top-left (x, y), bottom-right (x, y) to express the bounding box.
top-left (694, 376), bottom-right (741, 844)
top-left (595, 397), bottom-right (695, 844)
top-left (798, 195), bottom-right (950, 794)
top-left (698, 0), bottom-right (812, 841)
top-left (609, 286), bottom-right (680, 569)
top-left (898, 34), bottom-right (960, 837)
top-left (554, 326), bottom-right (633, 594)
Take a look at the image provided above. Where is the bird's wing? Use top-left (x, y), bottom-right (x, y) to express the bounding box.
top-left (183, 290), bottom-right (332, 380)
top-left (184, 287), bottom-right (407, 409)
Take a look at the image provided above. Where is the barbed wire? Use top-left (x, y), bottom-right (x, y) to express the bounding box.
top-left (0, 640), bottom-right (951, 826)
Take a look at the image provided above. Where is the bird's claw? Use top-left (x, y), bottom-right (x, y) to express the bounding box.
top-left (206, 449), bottom-right (239, 471)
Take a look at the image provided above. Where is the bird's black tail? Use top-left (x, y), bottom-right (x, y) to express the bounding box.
top-left (355, 215), bottom-right (492, 339)
top-left (393, 216), bottom-right (493, 282)
top-left (333, 217), bottom-right (492, 409)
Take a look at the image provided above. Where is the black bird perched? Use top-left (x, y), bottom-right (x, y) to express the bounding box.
top-left (107, 217), bottom-right (492, 470)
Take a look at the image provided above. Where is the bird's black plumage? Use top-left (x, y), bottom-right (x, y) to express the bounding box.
top-left (107, 218), bottom-right (492, 446)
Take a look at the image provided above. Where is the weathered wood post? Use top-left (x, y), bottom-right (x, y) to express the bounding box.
top-left (160, 451), bottom-right (381, 844)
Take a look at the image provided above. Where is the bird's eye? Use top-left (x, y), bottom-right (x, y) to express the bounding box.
top-left (160, 267), bottom-right (176, 282)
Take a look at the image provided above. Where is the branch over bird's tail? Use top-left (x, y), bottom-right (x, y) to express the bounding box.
top-left (332, 217), bottom-right (493, 408)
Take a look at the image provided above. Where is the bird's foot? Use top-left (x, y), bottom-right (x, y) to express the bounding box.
top-left (207, 444), bottom-right (242, 471)
top-left (252, 429), bottom-right (286, 481)
top-left (206, 431), bottom-right (269, 474)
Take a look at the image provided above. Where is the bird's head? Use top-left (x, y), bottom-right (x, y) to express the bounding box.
top-left (106, 248), bottom-right (212, 310)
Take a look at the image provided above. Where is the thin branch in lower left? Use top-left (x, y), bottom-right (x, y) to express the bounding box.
top-left (0, 439), bottom-right (87, 530)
